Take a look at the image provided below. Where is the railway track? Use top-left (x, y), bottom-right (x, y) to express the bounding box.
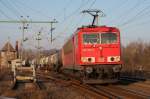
top-left (119, 76), bottom-right (146, 82)
top-left (1, 68), bottom-right (150, 99)
top-left (6, 69), bottom-right (147, 99)
top-left (117, 81), bottom-right (150, 97)
top-left (37, 70), bottom-right (120, 99)
top-left (10, 81), bottom-right (17, 90)
top-left (34, 81), bottom-right (47, 90)
top-left (36, 71), bottom-right (110, 98)
top-left (70, 80), bottom-right (120, 99)
top-left (116, 85), bottom-right (150, 98)
top-left (95, 84), bottom-right (149, 99)
top-left (10, 81), bottom-right (46, 91)
top-left (36, 70), bottom-right (150, 99)
top-left (71, 79), bottom-right (150, 99)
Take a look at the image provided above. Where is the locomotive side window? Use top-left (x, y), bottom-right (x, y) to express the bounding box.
top-left (101, 33), bottom-right (117, 44)
top-left (83, 33), bottom-right (99, 44)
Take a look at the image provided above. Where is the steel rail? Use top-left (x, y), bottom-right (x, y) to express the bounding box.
top-left (117, 85), bottom-right (150, 98)
top-left (36, 71), bottom-right (110, 98)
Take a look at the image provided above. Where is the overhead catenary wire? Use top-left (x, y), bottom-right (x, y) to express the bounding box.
top-left (105, 0), bottom-right (130, 24)
top-left (0, 8), bottom-right (13, 19)
top-left (88, 0), bottom-right (97, 9)
top-left (53, 0), bottom-right (98, 47)
top-left (0, 0), bottom-right (21, 19)
top-left (102, 0), bottom-right (150, 39)
top-left (51, 0), bottom-right (90, 40)
top-left (115, 1), bottom-right (150, 46)
top-left (53, 0), bottom-right (91, 40)
top-left (5, 0), bottom-right (23, 16)
top-left (58, 0), bottom-right (91, 24)
top-left (7, 0), bottom-right (28, 16)
top-left (114, 0), bottom-right (147, 26)
top-left (0, 0), bottom-right (94, 50)
top-left (54, 0), bottom-right (74, 19)
top-left (118, 8), bottom-right (150, 31)
top-left (118, 5), bottom-right (150, 29)
top-left (50, 0), bottom-right (100, 48)
top-left (110, 0), bottom-right (130, 14)
top-left (118, 4), bottom-right (150, 27)
top-left (1, 0), bottom-right (150, 49)
top-left (14, 0), bottom-right (51, 19)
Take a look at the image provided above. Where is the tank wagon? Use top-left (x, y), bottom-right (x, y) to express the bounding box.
top-left (49, 51), bottom-right (62, 72)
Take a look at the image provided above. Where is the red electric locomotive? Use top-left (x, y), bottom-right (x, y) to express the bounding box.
top-left (61, 10), bottom-right (122, 84)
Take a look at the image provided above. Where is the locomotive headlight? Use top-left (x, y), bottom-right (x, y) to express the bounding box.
top-left (107, 56), bottom-right (120, 62)
top-left (115, 56), bottom-right (120, 61)
top-left (81, 57), bottom-right (87, 62)
top-left (81, 57), bottom-right (95, 63)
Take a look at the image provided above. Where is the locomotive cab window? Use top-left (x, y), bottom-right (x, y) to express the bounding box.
top-left (83, 33), bottom-right (99, 44)
top-left (101, 33), bottom-right (117, 44)
top-left (83, 32), bottom-right (118, 44)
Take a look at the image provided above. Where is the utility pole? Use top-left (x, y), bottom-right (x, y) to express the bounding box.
top-left (50, 19), bottom-right (58, 43)
top-left (82, 9), bottom-right (105, 26)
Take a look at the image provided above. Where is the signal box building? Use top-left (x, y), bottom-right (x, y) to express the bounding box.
top-left (0, 42), bottom-right (16, 69)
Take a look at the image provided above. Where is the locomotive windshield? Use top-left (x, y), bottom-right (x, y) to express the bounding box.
top-left (83, 33), bottom-right (117, 44)
top-left (83, 33), bottom-right (99, 44)
top-left (101, 33), bottom-right (117, 44)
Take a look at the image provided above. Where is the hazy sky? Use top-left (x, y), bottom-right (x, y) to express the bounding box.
top-left (0, 0), bottom-right (150, 50)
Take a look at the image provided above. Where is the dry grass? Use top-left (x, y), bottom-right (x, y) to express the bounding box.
top-left (0, 68), bottom-right (95, 99)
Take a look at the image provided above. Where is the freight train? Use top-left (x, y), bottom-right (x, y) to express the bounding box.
top-left (39, 10), bottom-right (122, 84)
top-left (37, 27), bottom-right (122, 83)
top-left (48, 26), bottom-right (122, 83)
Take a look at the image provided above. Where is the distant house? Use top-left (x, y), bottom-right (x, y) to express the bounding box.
top-left (0, 42), bottom-right (16, 69)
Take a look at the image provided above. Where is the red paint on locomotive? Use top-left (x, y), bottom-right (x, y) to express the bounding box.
top-left (62, 26), bottom-right (122, 70)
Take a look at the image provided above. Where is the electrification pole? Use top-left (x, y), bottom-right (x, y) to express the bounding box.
top-left (20, 16), bottom-right (29, 60)
top-left (36, 29), bottom-right (42, 65)
top-left (50, 19), bottom-right (58, 43)
top-left (0, 19), bottom-right (58, 61)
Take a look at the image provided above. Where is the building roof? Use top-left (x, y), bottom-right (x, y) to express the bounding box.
top-left (1, 42), bottom-right (16, 52)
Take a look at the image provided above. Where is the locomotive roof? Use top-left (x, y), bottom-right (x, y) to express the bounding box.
top-left (68, 25), bottom-right (120, 38)
top-left (77, 25), bottom-right (119, 32)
